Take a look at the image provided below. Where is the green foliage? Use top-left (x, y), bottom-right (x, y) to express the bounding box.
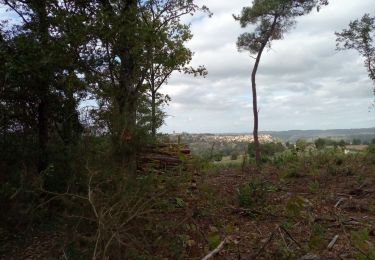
top-left (281, 163), bottom-right (301, 178)
top-left (286, 196), bottom-right (305, 219)
top-left (235, 0), bottom-right (324, 53)
top-left (248, 142), bottom-right (286, 159)
top-left (208, 232), bottom-right (221, 250)
top-left (213, 152), bottom-right (224, 162)
top-left (237, 178), bottom-right (268, 208)
top-left (367, 144), bottom-right (375, 154)
top-left (272, 149), bottom-right (299, 167)
top-left (336, 14), bottom-right (375, 92)
top-left (308, 180), bottom-right (320, 193)
top-left (296, 139), bottom-right (308, 152)
top-left (280, 221), bottom-right (294, 231)
top-left (314, 138), bottom-right (326, 150)
top-left (273, 243), bottom-right (296, 260)
top-left (351, 228), bottom-right (375, 260)
top-left (231, 152), bottom-right (239, 160)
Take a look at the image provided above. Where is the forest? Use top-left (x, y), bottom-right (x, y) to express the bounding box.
top-left (0, 0), bottom-right (375, 259)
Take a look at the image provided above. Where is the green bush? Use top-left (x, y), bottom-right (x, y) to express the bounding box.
top-left (281, 163), bottom-right (301, 178)
top-left (237, 178), bottom-right (268, 208)
top-left (351, 228), bottom-right (375, 260)
top-left (230, 152), bottom-right (239, 160)
top-left (367, 144), bottom-right (375, 154)
top-left (272, 149), bottom-right (298, 167)
top-left (314, 138), bottom-right (326, 150)
top-left (248, 142), bottom-right (285, 159)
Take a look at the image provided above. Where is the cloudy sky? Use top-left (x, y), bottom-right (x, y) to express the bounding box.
top-left (159, 0), bottom-right (375, 133)
top-left (1, 1), bottom-right (374, 133)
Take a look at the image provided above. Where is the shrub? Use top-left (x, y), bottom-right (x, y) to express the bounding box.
top-left (314, 138), bottom-right (326, 150)
top-left (272, 149), bottom-right (298, 167)
top-left (351, 228), bottom-right (375, 260)
top-left (230, 152), bottom-right (239, 160)
top-left (248, 142), bottom-right (285, 159)
top-left (237, 178), bottom-right (268, 208)
top-left (367, 144), bottom-right (375, 154)
top-left (281, 163), bottom-right (301, 178)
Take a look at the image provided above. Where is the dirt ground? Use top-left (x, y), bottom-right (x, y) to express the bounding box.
top-left (192, 161), bottom-right (375, 259)
top-left (1, 155), bottom-right (375, 259)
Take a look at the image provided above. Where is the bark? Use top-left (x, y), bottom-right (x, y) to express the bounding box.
top-left (37, 98), bottom-right (48, 173)
top-left (150, 63), bottom-right (158, 137)
top-left (35, 0), bottom-right (49, 173)
top-left (116, 84), bottom-right (138, 175)
top-left (151, 90), bottom-right (156, 137)
top-left (109, 0), bottom-right (139, 175)
top-left (250, 15), bottom-right (279, 168)
top-left (251, 46), bottom-right (265, 167)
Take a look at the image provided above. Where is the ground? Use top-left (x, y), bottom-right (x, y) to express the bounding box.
top-left (1, 153), bottom-right (375, 259)
top-left (191, 155), bottom-right (375, 259)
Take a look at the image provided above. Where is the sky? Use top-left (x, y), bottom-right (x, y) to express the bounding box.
top-left (1, 1), bottom-right (374, 134)
top-left (159, 0), bottom-right (375, 133)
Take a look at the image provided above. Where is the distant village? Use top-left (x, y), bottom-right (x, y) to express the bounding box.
top-left (168, 133), bottom-right (275, 144)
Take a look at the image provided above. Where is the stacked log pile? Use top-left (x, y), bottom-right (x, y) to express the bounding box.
top-left (139, 143), bottom-right (191, 170)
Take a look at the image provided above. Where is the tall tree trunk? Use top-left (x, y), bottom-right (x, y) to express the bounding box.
top-left (36, 0), bottom-right (49, 173)
top-left (113, 0), bottom-right (139, 176)
top-left (251, 50), bottom-right (263, 168)
top-left (121, 90), bottom-right (138, 175)
top-left (250, 15), bottom-right (279, 168)
top-left (115, 77), bottom-right (138, 175)
top-left (37, 98), bottom-right (48, 173)
top-left (151, 90), bottom-right (156, 137)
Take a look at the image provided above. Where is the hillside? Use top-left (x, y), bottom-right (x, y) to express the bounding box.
top-left (262, 127), bottom-right (375, 143)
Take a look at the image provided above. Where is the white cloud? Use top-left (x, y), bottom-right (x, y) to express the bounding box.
top-left (1, 1), bottom-right (374, 133)
top-left (160, 0), bottom-right (375, 133)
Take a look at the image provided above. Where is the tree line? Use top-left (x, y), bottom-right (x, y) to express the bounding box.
top-left (0, 0), bottom-right (208, 183)
top-left (1, 0), bottom-right (374, 191)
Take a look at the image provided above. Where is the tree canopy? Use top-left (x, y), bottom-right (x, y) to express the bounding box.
top-left (336, 14), bottom-right (375, 94)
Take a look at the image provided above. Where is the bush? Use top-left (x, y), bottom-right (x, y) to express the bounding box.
top-left (281, 163), bottom-right (301, 178)
top-left (314, 138), bottom-right (326, 150)
top-left (272, 149), bottom-right (298, 167)
top-left (230, 152), bottom-right (239, 160)
top-left (367, 144), bottom-right (375, 154)
top-left (213, 152), bottom-right (223, 162)
top-left (237, 178), bottom-right (268, 208)
top-left (248, 142), bottom-right (286, 160)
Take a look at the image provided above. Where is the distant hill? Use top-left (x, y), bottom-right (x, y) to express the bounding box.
top-left (262, 127), bottom-right (375, 143)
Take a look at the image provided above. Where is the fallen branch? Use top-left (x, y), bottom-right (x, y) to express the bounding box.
top-left (227, 206), bottom-right (284, 218)
top-left (278, 227), bottom-right (289, 249)
top-left (279, 225), bottom-right (301, 249)
top-left (252, 230), bottom-right (276, 259)
top-left (334, 198), bottom-right (345, 208)
top-left (201, 238), bottom-right (227, 260)
top-left (327, 234), bottom-right (339, 250)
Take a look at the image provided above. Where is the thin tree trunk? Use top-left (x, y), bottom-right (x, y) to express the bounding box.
top-left (150, 66), bottom-right (157, 137)
top-left (251, 49), bottom-right (264, 167)
top-left (250, 15), bottom-right (279, 168)
top-left (151, 90), bottom-right (156, 137)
